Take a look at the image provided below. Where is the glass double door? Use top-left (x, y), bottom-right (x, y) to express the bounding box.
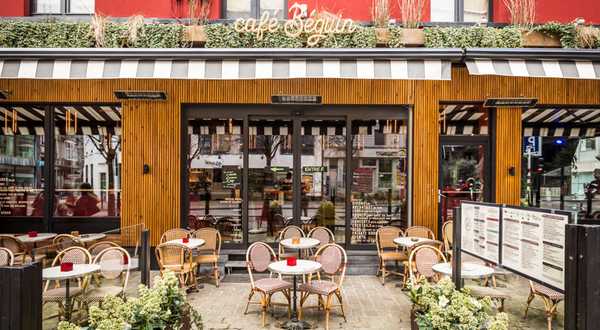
top-left (247, 116), bottom-right (347, 244)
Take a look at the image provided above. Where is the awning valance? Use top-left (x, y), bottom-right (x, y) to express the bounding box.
top-left (0, 58), bottom-right (451, 80)
top-left (466, 59), bottom-right (600, 79)
top-left (522, 107), bottom-right (600, 137)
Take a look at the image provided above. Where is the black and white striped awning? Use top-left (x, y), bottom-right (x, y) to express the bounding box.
top-left (0, 105), bottom-right (121, 135)
top-left (0, 59), bottom-right (451, 80)
top-left (439, 104), bottom-right (489, 135)
top-left (466, 59), bottom-right (600, 79)
top-left (522, 107), bottom-right (600, 137)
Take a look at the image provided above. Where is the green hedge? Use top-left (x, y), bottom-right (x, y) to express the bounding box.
top-left (0, 20), bottom-right (185, 48)
top-left (424, 26), bottom-right (522, 48)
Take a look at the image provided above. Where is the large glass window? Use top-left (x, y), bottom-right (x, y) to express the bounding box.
top-left (430, 0), bottom-right (488, 23)
top-left (188, 118), bottom-right (243, 243)
top-left (224, 0), bottom-right (286, 19)
top-left (0, 106), bottom-right (46, 218)
top-left (53, 106), bottom-right (121, 218)
top-left (32, 0), bottom-right (95, 14)
top-left (351, 119), bottom-right (409, 245)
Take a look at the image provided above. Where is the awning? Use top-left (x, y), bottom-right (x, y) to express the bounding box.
top-left (465, 49), bottom-right (600, 79)
top-left (0, 48), bottom-right (461, 80)
top-left (522, 107), bottom-right (600, 137)
top-left (439, 103), bottom-right (489, 135)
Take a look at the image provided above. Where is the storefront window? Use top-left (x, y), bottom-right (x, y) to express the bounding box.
top-left (188, 118), bottom-right (243, 243)
top-left (53, 106), bottom-right (121, 218)
top-left (32, 0), bottom-right (95, 14)
top-left (224, 0), bottom-right (285, 19)
top-left (439, 103), bottom-right (489, 136)
top-left (430, 0), bottom-right (488, 22)
top-left (351, 119), bottom-right (408, 244)
top-left (0, 107), bottom-right (46, 217)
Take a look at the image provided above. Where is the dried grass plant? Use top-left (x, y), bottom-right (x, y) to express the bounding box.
top-left (398, 0), bottom-right (424, 29)
top-left (503, 0), bottom-right (536, 29)
top-left (576, 25), bottom-right (599, 48)
top-left (126, 15), bottom-right (145, 45)
top-left (372, 0), bottom-right (391, 28)
top-left (189, 0), bottom-right (212, 25)
top-left (90, 14), bottom-right (107, 47)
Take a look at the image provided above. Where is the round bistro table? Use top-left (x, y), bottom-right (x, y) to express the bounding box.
top-left (269, 260), bottom-right (322, 330)
top-left (42, 264), bottom-right (100, 321)
top-left (432, 262), bottom-right (495, 279)
top-left (16, 233), bottom-right (57, 258)
top-left (280, 237), bottom-right (320, 258)
top-left (393, 236), bottom-right (433, 249)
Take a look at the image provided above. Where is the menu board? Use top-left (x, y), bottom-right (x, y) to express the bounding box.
top-left (460, 202), bottom-right (501, 264)
top-left (222, 169), bottom-right (240, 189)
top-left (501, 207), bottom-right (569, 291)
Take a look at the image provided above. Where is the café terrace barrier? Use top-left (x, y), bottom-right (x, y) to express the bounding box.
top-left (452, 204), bottom-right (600, 330)
top-left (0, 262), bottom-right (42, 329)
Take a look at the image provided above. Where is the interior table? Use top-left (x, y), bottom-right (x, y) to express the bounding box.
top-left (432, 262), bottom-right (494, 279)
top-left (268, 260), bottom-right (322, 329)
top-left (280, 237), bottom-right (320, 258)
top-left (42, 264), bottom-right (100, 321)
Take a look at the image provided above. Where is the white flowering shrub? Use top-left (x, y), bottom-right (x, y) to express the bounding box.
top-left (409, 278), bottom-right (508, 330)
top-left (57, 271), bottom-right (202, 330)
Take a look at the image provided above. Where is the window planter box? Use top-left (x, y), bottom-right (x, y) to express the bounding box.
top-left (183, 25), bottom-right (207, 45)
top-left (401, 28), bottom-right (425, 47)
top-left (521, 30), bottom-right (561, 48)
top-left (375, 27), bottom-right (390, 46)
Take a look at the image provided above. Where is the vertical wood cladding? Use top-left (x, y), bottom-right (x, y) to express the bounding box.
top-left (2, 68), bottom-right (600, 243)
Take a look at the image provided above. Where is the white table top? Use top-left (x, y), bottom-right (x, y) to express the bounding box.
top-left (432, 262), bottom-right (494, 279)
top-left (165, 238), bottom-right (206, 249)
top-left (16, 233), bottom-right (57, 243)
top-left (96, 257), bottom-right (139, 271)
top-left (393, 237), bottom-right (432, 248)
top-left (43, 264), bottom-right (101, 280)
top-left (78, 233), bottom-right (107, 243)
top-left (268, 260), bottom-right (322, 276)
top-left (280, 237), bottom-right (320, 250)
top-left (286, 216), bottom-right (312, 223)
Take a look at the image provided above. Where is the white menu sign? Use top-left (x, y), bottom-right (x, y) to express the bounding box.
top-left (501, 207), bottom-right (569, 291)
top-left (461, 202), bottom-right (501, 264)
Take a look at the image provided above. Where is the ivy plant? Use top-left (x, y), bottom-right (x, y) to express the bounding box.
top-left (533, 22), bottom-right (577, 48)
top-left (424, 26), bottom-right (521, 48)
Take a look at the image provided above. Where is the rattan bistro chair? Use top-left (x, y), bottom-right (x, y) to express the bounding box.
top-left (277, 225), bottom-right (305, 260)
top-left (0, 235), bottom-right (27, 264)
top-left (83, 247), bottom-right (131, 308)
top-left (244, 242), bottom-right (292, 327)
top-left (0, 247), bottom-right (14, 266)
top-left (299, 243), bottom-right (348, 330)
top-left (160, 228), bottom-right (191, 244)
top-left (308, 226), bottom-right (335, 248)
top-left (88, 241), bottom-right (120, 258)
top-left (43, 246), bottom-right (92, 320)
top-left (155, 243), bottom-right (197, 289)
top-left (375, 226), bottom-right (407, 286)
top-left (524, 281), bottom-right (564, 330)
top-left (406, 226), bottom-right (436, 240)
top-left (53, 234), bottom-right (83, 252)
top-left (441, 221), bottom-right (453, 259)
top-left (191, 228), bottom-right (222, 287)
top-left (408, 244), bottom-right (447, 284)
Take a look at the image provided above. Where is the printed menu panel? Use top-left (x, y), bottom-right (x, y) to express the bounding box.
top-left (460, 202), bottom-right (501, 264)
top-left (501, 207), bottom-right (569, 291)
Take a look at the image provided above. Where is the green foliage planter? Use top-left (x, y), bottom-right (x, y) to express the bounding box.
top-left (316, 201), bottom-right (335, 227)
top-left (424, 26), bottom-right (522, 48)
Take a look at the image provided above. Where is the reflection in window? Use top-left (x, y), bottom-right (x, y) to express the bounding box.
top-left (225, 0), bottom-right (285, 19)
top-left (188, 119), bottom-right (243, 243)
top-left (54, 106), bottom-right (121, 217)
top-left (32, 0), bottom-right (95, 14)
top-left (0, 107), bottom-right (45, 217)
top-left (351, 119), bottom-right (408, 244)
top-left (430, 0), bottom-right (488, 22)
top-left (439, 103), bottom-right (488, 136)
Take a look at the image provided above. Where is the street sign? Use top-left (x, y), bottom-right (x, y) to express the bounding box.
top-left (302, 166), bottom-right (327, 173)
top-left (523, 136), bottom-right (542, 156)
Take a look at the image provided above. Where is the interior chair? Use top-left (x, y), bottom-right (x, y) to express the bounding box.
top-left (299, 243), bottom-right (347, 330)
top-left (375, 226), bottom-right (406, 286)
top-left (244, 242), bottom-right (291, 327)
top-left (191, 227), bottom-right (222, 287)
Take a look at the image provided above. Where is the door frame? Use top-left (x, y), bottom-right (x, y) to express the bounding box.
top-left (181, 104), bottom-right (411, 250)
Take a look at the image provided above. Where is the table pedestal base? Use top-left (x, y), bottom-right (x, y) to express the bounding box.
top-left (280, 319), bottom-right (313, 330)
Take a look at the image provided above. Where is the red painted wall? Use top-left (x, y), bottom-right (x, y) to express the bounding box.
top-left (493, 0), bottom-right (600, 24)
top-left (0, 0), bottom-right (29, 16)
top-left (290, 0), bottom-right (431, 22)
top-left (96, 0), bottom-right (220, 20)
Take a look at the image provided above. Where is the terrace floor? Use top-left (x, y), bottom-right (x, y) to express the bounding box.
top-left (44, 272), bottom-right (564, 329)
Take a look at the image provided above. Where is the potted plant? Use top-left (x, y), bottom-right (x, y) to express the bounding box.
top-left (371, 0), bottom-right (391, 45)
top-left (183, 0), bottom-right (211, 45)
top-left (398, 0), bottom-right (425, 46)
top-left (503, 0), bottom-right (561, 47)
top-left (316, 200), bottom-right (336, 229)
top-left (57, 271), bottom-right (203, 330)
top-left (409, 278), bottom-right (509, 330)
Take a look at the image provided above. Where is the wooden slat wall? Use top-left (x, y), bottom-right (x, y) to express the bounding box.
top-left (495, 108), bottom-right (522, 205)
top-left (2, 67), bottom-right (600, 243)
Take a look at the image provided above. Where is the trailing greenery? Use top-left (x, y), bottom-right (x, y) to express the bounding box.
top-left (320, 26), bottom-right (377, 48)
top-left (388, 26), bottom-right (404, 48)
top-left (424, 26), bottom-right (522, 48)
top-left (0, 20), bottom-right (185, 48)
top-left (532, 22), bottom-right (577, 48)
top-left (204, 23), bottom-right (303, 48)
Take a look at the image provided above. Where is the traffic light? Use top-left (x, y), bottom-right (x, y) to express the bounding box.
top-left (535, 157), bottom-right (544, 173)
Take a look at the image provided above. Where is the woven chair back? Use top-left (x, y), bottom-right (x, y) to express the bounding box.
top-left (315, 243), bottom-right (346, 276)
top-left (0, 247), bottom-right (14, 266)
top-left (406, 226), bottom-right (435, 239)
top-left (160, 228), bottom-right (190, 244)
top-left (89, 241), bottom-right (120, 257)
top-left (94, 247), bottom-right (130, 283)
top-left (192, 228), bottom-right (221, 253)
top-left (0, 235), bottom-right (25, 254)
top-left (376, 226), bottom-right (403, 250)
top-left (246, 242), bottom-right (275, 273)
top-left (53, 234), bottom-right (82, 252)
top-left (156, 243), bottom-right (189, 268)
top-left (409, 245), bottom-right (446, 281)
top-left (281, 225), bottom-right (304, 240)
top-left (309, 227), bottom-right (335, 247)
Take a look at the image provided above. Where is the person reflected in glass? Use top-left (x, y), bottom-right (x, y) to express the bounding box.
top-left (197, 172), bottom-right (212, 215)
top-left (71, 182), bottom-right (100, 216)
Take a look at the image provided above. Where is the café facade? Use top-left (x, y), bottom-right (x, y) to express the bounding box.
top-left (1, 47), bottom-right (600, 247)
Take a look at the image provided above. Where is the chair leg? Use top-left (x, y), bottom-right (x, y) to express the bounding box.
top-left (260, 292), bottom-right (268, 327)
top-left (244, 290), bottom-right (255, 315)
top-left (524, 292), bottom-right (535, 319)
top-left (335, 290), bottom-right (346, 321)
top-left (325, 294), bottom-right (334, 330)
top-left (381, 262), bottom-right (387, 285)
top-left (214, 262), bottom-right (220, 287)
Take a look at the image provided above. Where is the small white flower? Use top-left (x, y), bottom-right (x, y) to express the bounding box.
top-left (438, 295), bottom-right (449, 308)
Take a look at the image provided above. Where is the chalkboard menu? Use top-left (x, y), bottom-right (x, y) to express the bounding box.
top-left (352, 168), bottom-right (373, 193)
top-left (460, 202), bottom-right (501, 264)
top-left (222, 169), bottom-right (240, 189)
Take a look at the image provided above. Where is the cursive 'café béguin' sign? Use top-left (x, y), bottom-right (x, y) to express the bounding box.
top-left (233, 7), bottom-right (357, 46)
